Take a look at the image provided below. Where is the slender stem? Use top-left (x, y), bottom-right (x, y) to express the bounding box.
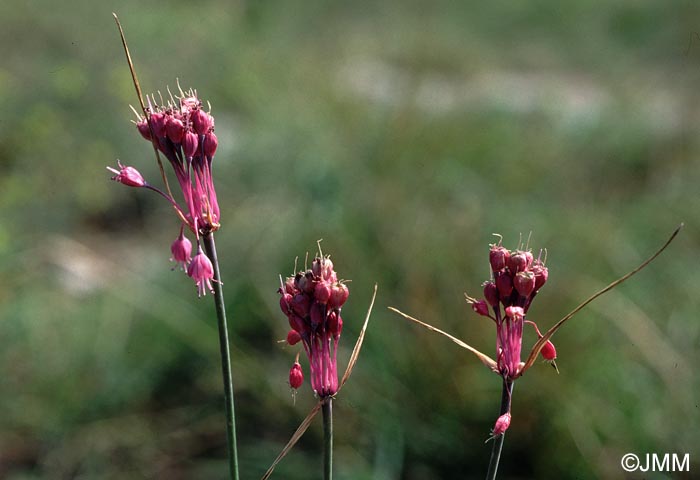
top-left (322, 398), bottom-right (334, 480)
top-left (202, 233), bottom-right (240, 480)
top-left (486, 379), bottom-right (514, 480)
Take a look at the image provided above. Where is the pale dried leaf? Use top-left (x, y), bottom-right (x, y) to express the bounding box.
top-left (388, 307), bottom-right (498, 372)
top-left (340, 283), bottom-right (377, 389)
top-left (261, 401), bottom-right (323, 480)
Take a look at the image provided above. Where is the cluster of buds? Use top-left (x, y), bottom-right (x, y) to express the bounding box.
top-left (469, 241), bottom-right (555, 380)
top-left (279, 255), bottom-right (349, 398)
top-left (468, 239), bottom-right (556, 438)
top-left (108, 87), bottom-right (220, 296)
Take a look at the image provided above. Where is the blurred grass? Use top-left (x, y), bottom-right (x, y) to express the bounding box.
top-left (1, 0), bottom-right (699, 478)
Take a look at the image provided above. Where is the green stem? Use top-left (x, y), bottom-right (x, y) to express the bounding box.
top-left (202, 233), bottom-right (240, 480)
top-left (322, 398), bottom-right (333, 480)
top-left (485, 379), bottom-right (514, 480)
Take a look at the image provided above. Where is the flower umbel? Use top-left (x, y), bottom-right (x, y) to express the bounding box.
top-left (279, 254), bottom-right (348, 398)
top-left (470, 241), bottom-right (552, 381)
top-left (132, 88), bottom-right (221, 235)
top-left (108, 85), bottom-right (221, 294)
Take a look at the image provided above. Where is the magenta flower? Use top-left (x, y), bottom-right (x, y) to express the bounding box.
top-left (107, 160), bottom-right (146, 187)
top-left (188, 246), bottom-right (215, 297)
top-left (170, 226), bottom-right (193, 270)
top-left (132, 89), bottom-right (221, 236)
top-left (279, 255), bottom-right (348, 398)
top-left (108, 86), bottom-right (221, 293)
top-left (469, 243), bottom-right (552, 382)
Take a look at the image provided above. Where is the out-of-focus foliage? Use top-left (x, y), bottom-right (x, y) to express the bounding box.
top-left (1, 1), bottom-right (698, 479)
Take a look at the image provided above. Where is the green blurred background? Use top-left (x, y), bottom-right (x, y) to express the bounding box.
top-left (1, 1), bottom-right (698, 479)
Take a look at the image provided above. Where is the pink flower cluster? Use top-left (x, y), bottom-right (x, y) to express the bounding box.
top-left (470, 242), bottom-right (556, 380)
top-left (279, 255), bottom-right (349, 398)
top-left (108, 87), bottom-right (219, 296)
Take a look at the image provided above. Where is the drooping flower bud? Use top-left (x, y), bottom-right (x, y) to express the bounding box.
top-left (328, 283), bottom-right (349, 309)
top-left (203, 131), bottom-right (218, 157)
top-left (187, 247), bottom-right (215, 297)
top-left (166, 116), bottom-right (185, 143)
top-left (170, 228), bottom-right (192, 270)
top-left (191, 108), bottom-right (212, 135)
top-left (279, 293), bottom-right (293, 315)
top-left (183, 130), bottom-right (199, 158)
top-left (514, 271), bottom-right (536, 297)
top-left (289, 362), bottom-right (304, 389)
top-left (483, 281), bottom-right (499, 307)
top-left (492, 412), bottom-right (511, 437)
top-left (495, 271), bottom-right (513, 299)
top-left (314, 281), bottom-right (331, 304)
top-left (541, 339), bottom-right (557, 361)
top-left (471, 300), bottom-right (490, 317)
top-left (532, 262), bottom-right (549, 290)
top-left (136, 119), bottom-right (151, 140)
top-left (327, 311), bottom-right (342, 337)
top-left (489, 245), bottom-right (510, 271)
top-left (508, 251), bottom-right (529, 273)
top-left (291, 293), bottom-right (311, 318)
top-left (286, 329), bottom-right (302, 346)
top-left (107, 161), bottom-right (146, 188)
top-left (287, 314), bottom-right (307, 334)
top-left (149, 112), bottom-right (167, 138)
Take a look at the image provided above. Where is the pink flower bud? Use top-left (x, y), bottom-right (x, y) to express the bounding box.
top-left (327, 312), bottom-right (343, 337)
top-left (508, 251), bottom-right (529, 273)
top-left (489, 245), bottom-right (510, 271)
top-left (284, 277), bottom-right (296, 295)
top-left (541, 339), bottom-right (557, 361)
top-left (471, 300), bottom-right (490, 317)
top-left (514, 271), bottom-right (536, 297)
top-left (279, 293), bottom-right (293, 315)
top-left (291, 293), bottom-right (311, 318)
top-left (136, 119), bottom-right (151, 140)
top-left (191, 108), bottom-right (212, 135)
top-left (183, 130), bottom-right (199, 158)
top-left (203, 131), bottom-right (218, 157)
top-left (313, 257), bottom-right (335, 281)
top-left (286, 329), bottom-right (301, 346)
top-left (170, 229), bottom-right (192, 270)
top-left (314, 281), bottom-right (331, 304)
top-left (532, 262), bottom-right (548, 290)
top-left (289, 362), bottom-right (304, 389)
top-left (187, 247), bottom-right (215, 297)
top-left (495, 271), bottom-right (513, 299)
top-left (483, 281), bottom-right (499, 307)
top-left (107, 161), bottom-right (146, 187)
top-left (492, 412), bottom-right (511, 437)
top-left (328, 283), bottom-right (349, 309)
top-left (149, 112), bottom-right (167, 138)
top-left (166, 116), bottom-right (185, 143)
top-left (288, 314), bottom-right (307, 334)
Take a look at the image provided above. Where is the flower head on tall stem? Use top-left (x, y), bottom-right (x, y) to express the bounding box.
top-left (108, 84), bottom-right (221, 294)
top-left (390, 225), bottom-right (682, 453)
top-left (279, 253), bottom-right (348, 399)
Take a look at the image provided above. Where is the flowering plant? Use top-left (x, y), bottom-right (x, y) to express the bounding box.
top-left (391, 226), bottom-right (681, 479)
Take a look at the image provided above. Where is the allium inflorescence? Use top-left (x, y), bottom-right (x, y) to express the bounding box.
top-left (469, 240), bottom-right (554, 382)
top-left (279, 255), bottom-right (349, 398)
top-left (108, 86), bottom-right (220, 296)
